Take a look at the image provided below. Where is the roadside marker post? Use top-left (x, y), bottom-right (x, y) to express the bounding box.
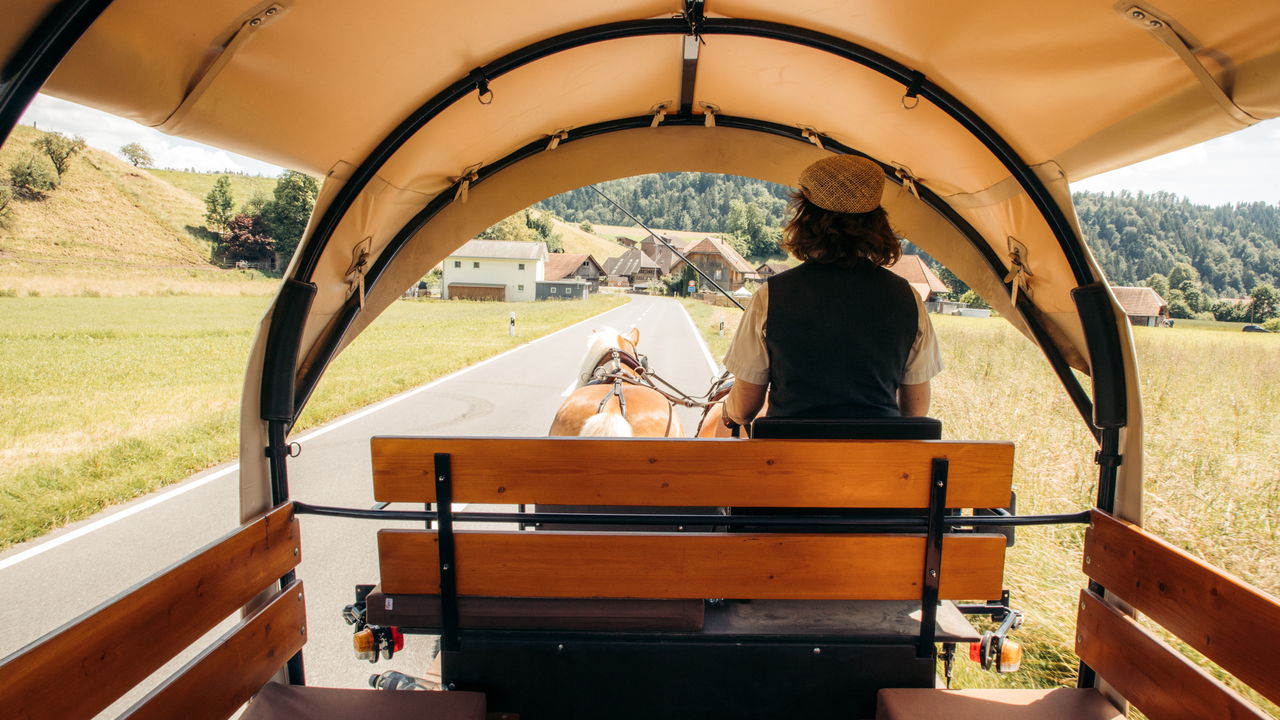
top-left (510, 311), bottom-right (515, 337)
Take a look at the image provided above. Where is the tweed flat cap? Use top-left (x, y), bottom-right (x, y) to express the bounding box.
top-left (798, 155), bottom-right (885, 214)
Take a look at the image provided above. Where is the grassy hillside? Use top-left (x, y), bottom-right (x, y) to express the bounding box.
top-left (550, 217), bottom-right (630, 261)
top-left (0, 125), bottom-right (278, 296)
top-left (591, 223), bottom-right (712, 243)
top-left (148, 169), bottom-right (279, 209)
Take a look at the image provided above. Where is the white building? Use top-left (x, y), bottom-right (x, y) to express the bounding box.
top-left (442, 240), bottom-right (548, 302)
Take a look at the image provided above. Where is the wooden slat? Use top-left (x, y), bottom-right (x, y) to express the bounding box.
top-left (0, 503), bottom-right (300, 720)
top-left (378, 530), bottom-right (1006, 601)
top-left (371, 437), bottom-right (1014, 508)
top-left (1084, 509), bottom-right (1280, 707)
top-left (119, 580), bottom-right (308, 720)
top-left (1075, 589), bottom-right (1270, 720)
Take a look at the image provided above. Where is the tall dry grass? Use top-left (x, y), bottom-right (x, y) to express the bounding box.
top-left (679, 300), bottom-right (1279, 715)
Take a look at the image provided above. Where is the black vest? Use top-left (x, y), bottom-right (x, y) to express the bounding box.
top-left (765, 261), bottom-right (919, 418)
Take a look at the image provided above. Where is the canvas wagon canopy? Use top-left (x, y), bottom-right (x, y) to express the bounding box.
top-left (5, 0), bottom-right (1280, 525)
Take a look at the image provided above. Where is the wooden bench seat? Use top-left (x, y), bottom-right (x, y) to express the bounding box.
top-left (369, 436), bottom-right (1015, 719)
top-left (877, 688), bottom-right (1122, 720)
top-left (240, 683), bottom-right (486, 720)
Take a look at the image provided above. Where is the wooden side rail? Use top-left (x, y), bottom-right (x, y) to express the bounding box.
top-left (120, 580), bottom-right (308, 720)
top-left (1078, 509), bottom-right (1280, 718)
top-left (0, 502), bottom-right (301, 720)
top-left (371, 437), bottom-right (1015, 509)
top-left (379, 530), bottom-right (1007, 601)
top-left (1083, 509), bottom-right (1280, 708)
top-left (1075, 589), bottom-right (1269, 720)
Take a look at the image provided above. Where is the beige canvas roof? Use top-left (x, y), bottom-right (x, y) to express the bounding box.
top-left (9, 0), bottom-right (1280, 526)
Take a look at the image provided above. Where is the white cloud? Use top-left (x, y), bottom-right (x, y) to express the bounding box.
top-left (17, 94), bottom-right (283, 176)
top-left (1071, 119), bottom-right (1280, 207)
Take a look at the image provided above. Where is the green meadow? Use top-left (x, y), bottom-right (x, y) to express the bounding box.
top-left (0, 293), bottom-right (626, 549)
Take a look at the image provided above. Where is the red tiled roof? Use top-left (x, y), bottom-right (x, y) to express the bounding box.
top-left (543, 253), bottom-right (601, 280)
top-left (1112, 286), bottom-right (1168, 317)
top-left (889, 255), bottom-right (950, 294)
top-left (686, 236), bottom-right (756, 275)
top-left (757, 261), bottom-right (791, 276)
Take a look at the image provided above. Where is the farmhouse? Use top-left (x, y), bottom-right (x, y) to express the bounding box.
top-left (442, 239), bottom-right (547, 301)
top-left (890, 255), bottom-right (952, 305)
top-left (544, 253), bottom-right (605, 293)
top-left (639, 234), bottom-right (689, 275)
top-left (679, 236), bottom-right (759, 291)
top-left (1111, 286), bottom-right (1170, 326)
top-left (604, 249), bottom-right (661, 286)
top-left (755, 261), bottom-right (792, 282)
top-left (536, 279), bottom-right (590, 300)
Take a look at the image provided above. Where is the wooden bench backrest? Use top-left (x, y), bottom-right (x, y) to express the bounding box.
top-left (374, 437), bottom-right (1015, 602)
top-left (371, 437), bottom-right (1015, 508)
top-left (1077, 509), bottom-right (1280, 719)
top-left (378, 530), bottom-right (1007, 600)
top-left (0, 502), bottom-right (304, 720)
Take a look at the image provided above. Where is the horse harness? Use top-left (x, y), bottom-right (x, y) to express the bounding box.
top-left (584, 342), bottom-right (724, 437)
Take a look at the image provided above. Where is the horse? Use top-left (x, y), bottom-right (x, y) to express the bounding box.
top-left (548, 326), bottom-right (685, 437)
top-left (695, 371), bottom-right (769, 438)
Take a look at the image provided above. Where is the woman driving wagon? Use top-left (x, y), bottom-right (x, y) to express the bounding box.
top-left (722, 155), bottom-right (944, 431)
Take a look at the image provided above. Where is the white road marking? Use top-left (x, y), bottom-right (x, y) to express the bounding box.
top-left (0, 297), bottom-right (639, 570)
top-left (679, 300), bottom-right (719, 375)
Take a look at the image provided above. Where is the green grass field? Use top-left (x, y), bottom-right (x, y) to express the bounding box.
top-left (677, 300), bottom-right (1280, 716)
top-left (147, 170), bottom-right (282, 209)
top-left (0, 293), bottom-right (626, 549)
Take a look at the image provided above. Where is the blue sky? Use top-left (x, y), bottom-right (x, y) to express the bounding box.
top-left (18, 94), bottom-right (1280, 205)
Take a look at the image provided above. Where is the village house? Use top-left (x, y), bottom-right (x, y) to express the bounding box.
top-left (604, 249), bottom-right (661, 286)
top-left (544, 253), bottom-right (606, 293)
top-left (755, 261), bottom-right (792, 282)
top-left (1111, 286), bottom-right (1170, 326)
top-left (678, 236), bottom-right (759, 292)
top-left (441, 239), bottom-right (547, 301)
top-left (639, 234), bottom-right (689, 275)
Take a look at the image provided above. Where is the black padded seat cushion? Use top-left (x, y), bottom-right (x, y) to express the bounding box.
top-left (242, 683), bottom-right (486, 720)
top-left (876, 688), bottom-right (1123, 720)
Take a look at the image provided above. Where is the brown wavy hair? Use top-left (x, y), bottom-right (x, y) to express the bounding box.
top-left (781, 190), bottom-right (902, 268)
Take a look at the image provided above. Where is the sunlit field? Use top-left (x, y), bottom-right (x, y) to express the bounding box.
top-left (0, 293), bottom-right (626, 549)
top-left (681, 301), bottom-right (1279, 717)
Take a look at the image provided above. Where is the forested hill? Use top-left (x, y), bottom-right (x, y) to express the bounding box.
top-left (536, 173), bottom-right (793, 234)
top-left (1074, 190), bottom-right (1279, 297)
top-left (536, 173), bottom-right (1279, 297)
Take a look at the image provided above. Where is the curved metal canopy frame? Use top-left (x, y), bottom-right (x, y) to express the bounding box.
top-left (291, 113), bottom-right (1100, 445)
top-left (292, 17), bottom-right (1100, 289)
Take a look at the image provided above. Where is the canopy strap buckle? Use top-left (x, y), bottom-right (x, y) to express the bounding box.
top-left (468, 67), bottom-right (494, 105)
top-left (546, 127), bottom-right (572, 151)
top-left (344, 236), bottom-right (373, 308)
top-left (798, 125), bottom-right (825, 150)
top-left (902, 70), bottom-right (926, 110)
top-left (451, 163), bottom-right (482, 203)
top-left (681, 0), bottom-right (706, 43)
top-left (893, 162), bottom-right (921, 199)
top-left (699, 102), bottom-right (720, 127)
top-left (1004, 237), bottom-right (1035, 306)
top-left (650, 102), bottom-right (673, 128)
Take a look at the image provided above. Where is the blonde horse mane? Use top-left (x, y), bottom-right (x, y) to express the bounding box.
top-left (574, 327), bottom-right (633, 389)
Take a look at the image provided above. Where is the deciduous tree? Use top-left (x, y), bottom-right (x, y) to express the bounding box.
top-left (31, 131), bottom-right (86, 182)
top-left (224, 213), bottom-right (275, 261)
top-left (204, 175), bottom-right (235, 233)
top-left (119, 142), bottom-right (153, 168)
top-left (262, 170), bottom-right (320, 259)
top-left (7, 152), bottom-right (58, 196)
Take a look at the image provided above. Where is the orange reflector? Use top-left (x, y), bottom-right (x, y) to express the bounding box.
top-left (353, 628), bottom-right (376, 653)
top-left (998, 640), bottom-right (1023, 673)
top-left (968, 643), bottom-right (980, 663)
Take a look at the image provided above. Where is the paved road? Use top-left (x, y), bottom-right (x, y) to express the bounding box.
top-left (0, 294), bottom-right (718, 714)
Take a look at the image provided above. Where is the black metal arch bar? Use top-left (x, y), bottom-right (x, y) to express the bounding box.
top-left (290, 112), bottom-right (1097, 441)
top-left (292, 17), bottom-right (1097, 288)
